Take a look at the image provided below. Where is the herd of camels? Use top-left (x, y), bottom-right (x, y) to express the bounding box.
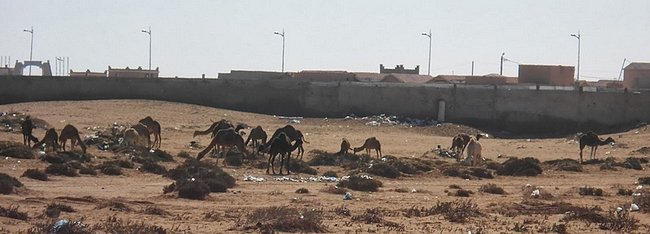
top-left (19, 115), bottom-right (616, 175)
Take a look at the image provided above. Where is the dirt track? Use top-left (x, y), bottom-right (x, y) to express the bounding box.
top-left (1, 100), bottom-right (649, 233)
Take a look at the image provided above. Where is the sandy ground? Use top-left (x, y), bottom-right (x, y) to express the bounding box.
top-left (0, 100), bottom-right (649, 233)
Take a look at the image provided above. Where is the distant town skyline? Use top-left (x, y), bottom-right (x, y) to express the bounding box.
top-left (1, 0), bottom-right (648, 80)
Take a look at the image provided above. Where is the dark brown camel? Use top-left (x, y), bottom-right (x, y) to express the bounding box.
top-left (32, 128), bottom-right (60, 152)
top-left (193, 119), bottom-right (234, 138)
top-left (139, 116), bottom-right (162, 148)
top-left (338, 138), bottom-right (352, 156)
top-left (266, 132), bottom-right (303, 175)
top-left (579, 132), bottom-right (615, 163)
top-left (59, 124), bottom-right (86, 154)
top-left (261, 125), bottom-right (309, 159)
top-left (353, 137), bottom-right (382, 158)
top-left (245, 125), bottom-right (267, 150)
top-left (197, 128), bottom-right (248, 165)
top-left (450, 133), bottom-right (471, 161)
top-left (21, 116), bottom-right (38, 146)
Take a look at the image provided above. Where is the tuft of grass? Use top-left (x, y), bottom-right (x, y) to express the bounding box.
top-left (579, 186), bottom-right (604, 196)
top-left (0, 141), bottom-right (35, 159)
top-left (333, 205), bottom-right (351, 216)
top-left (401, 199), bottom-right (481, 223)
top-left (453, 189), bottom-right (474, 197)
top-left (598, 210), bottom-right (638, 232)
top-left (22, 168), bottom-right (48, 181)
top-left (543, 159), bottom-right (583, 172)
top-left (241, 206), bottom-right (327, 233)
top-left (0, 205), bottom-right (28, 220)
top-left (100, 164), bottom-right (122, 176)
top-left (177, 150), bottom-right (191, 159)
top-left (166, 159), bottom-right (236, 194)
top-left (289, 159), bottom-right (318, 175)
top-left (93, 216), bottom-right (168, 233)
top-left (479, 183), bottom-right (506, 194)
top-left (47, 203), bottom-right (75, 212)
top-left (142, 206), bottom-right (170, 216)
top-left (617, 188), bottom-right (634, 196)
top-left (337, 175), bottom-right (383, 192)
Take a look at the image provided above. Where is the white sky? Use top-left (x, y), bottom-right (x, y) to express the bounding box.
top-left (1, 0), bottom-right (649, 79)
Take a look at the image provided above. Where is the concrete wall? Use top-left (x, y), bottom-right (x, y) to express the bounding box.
top-left (1, 76), bottom-right (649, 135)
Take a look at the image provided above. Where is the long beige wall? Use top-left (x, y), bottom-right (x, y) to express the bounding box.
top-left (1, 76), bottom-right (648, 135)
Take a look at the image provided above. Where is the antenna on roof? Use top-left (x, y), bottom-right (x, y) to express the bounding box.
top-left (617, 58), bottom-right (627, 81)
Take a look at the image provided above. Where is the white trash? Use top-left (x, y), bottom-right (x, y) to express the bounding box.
top-left (344, 192), bottom-right (353, 200)
top-left (630, 203), bottom-right (640, 211)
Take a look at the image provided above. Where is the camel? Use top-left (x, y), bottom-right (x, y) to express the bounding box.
top-left (579, 132), bottom-right (615, 163)
top-left (245, 125), bottom-right (267, 150)
top-left (197, 128), bottom-right (249, 164)
top-left (121, 128), bottom-right (142, 147)
top-left (260, 125), bottom-right (309, 159)
top-left (20, 116), bottom-right (39, 146)
top-left (193, 119), bottom-right (233, 138)
top-left (338, 138), bottom-right (352, 156)
top-left (32, 128), bottom-right (60, 152)
top-left (353, 137), bottom-right (382, 158)
top-left (131, 123), bottom-right (151, 148)
top-left (450, 133), bottom-right (471, 160)
top-left (139, 116), bottom-right (161, 148)
top-left (266, 132), bottom-right (303, 175)
top-left (464, 134), bottom-right (483, 166)
top-left (59, 124), bottom-right (86, 154)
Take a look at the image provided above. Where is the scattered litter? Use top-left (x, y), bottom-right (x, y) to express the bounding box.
top-left (636, 185), bottom-right (643, 190)
top-left (630, 203), bottom-right (640, 211)
top-left (365, 121), bottom-right (380, 126)
top-left (288, 119), bottom-right (301, 124)
top-left (244, 175), bottom-right (265, 182)
top-left (52, 219), bottom-right (70, 233)
top-left (278, 116), bottom-right (303, 120)
top-left (530, 189), bottom-right (541, 198)
top-left (411, 188), bottom-right (417, 193)
top-left (344, 192), bottom-right (353, 200)
top-left (616, 207), bottom-right (623, 212)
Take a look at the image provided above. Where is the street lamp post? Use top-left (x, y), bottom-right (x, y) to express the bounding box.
top-left (23, 26), bottom-right (34, 76)
top-left (500, 52), bottom-right (505, 75)
top-left (273, 29), bottom-right (285, 72)
top-left (570, 32), bottom-right (581, 81)
top-left (421, 30), bottom-right (432, 76)
top-left (141, 27), bottom-right (152, 70)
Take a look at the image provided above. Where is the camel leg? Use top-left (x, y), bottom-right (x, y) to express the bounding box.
top-left (579, 146), bottom-right (584, 163)
top-left (266, 153), bottom-right (273, 174)
top-left (593, 145), bottom-right (598, 160)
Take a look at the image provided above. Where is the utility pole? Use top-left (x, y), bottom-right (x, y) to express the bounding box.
top-left (274, 29), bottom-right (286, 72)
top-left (471, 61), bottom-right (474, 76)
top-left (570, 32), bottom-right (581, 81)
top-left (421, 30), bottom-right (432, 75)
top-left (23, 27), bottom-right (34, 76)
top-left (500, 52), bottom-right (505, 76)
top-left (141, 27), bottom-right (152, 70)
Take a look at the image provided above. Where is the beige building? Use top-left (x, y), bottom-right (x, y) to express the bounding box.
top-left (518, 64), bottom-right (574, 86)
top-left (623, 62), bottom-right (650, 89)
top-left (108, 66), bottom-right (159, 78)
top-left (293, 70), bottom-right (358, 82)
top-left (380, 74), bottom-right (433, 83)
top-left (69, 69), bottom-right (107, 78)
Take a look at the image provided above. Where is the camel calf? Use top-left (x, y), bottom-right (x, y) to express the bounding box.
top-left (59, 124), bottom-right (86, 154)
top-left (197, 128), bottom-right (248, 164)
top-left (32, 128), bottom-right (60, 152)
top-left (131, 123), bottom-right (151, 148)
top-left (122, 128), bottom-right (142, 147)
top-left (450, 133), bottom-right (471, 160)
top-left (354, 137), bottom-right (382, 158)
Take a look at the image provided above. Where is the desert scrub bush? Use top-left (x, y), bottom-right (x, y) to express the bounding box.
top-left (78, 166), bottom-right (97, 175)
top-left (289, 159), bottom-right (318, 175)
top-left (47, 203), bottom-right (75, 212)
top-left (351, 208), bottom-right (404, 231)
top-left (543, 158), bottom-right (583, 172)
top-left (166, 159), bottom-right (236, 193)
top-left (320, 185), bottom-right (348, 195)
top-left (295, 187), bottom-right (309, 194)
top-left (0, 205), bottom-right (28, 220)
top-left (479, 183), bottom-right (506, 194)
top-left (638, 177), bottom-right (650, 185)
top-left (140, 161), bottom-right (167, 175)
top-left (93, 216), bottom-right (168, 233)
top-left (598, 210), bottom-right (638, 232)
top-left (45, 163), bottom-right (78, 177)
top-left (337, 175), bottom-right (383, 192)
top-left (142, 206), bottom-right (170, 216)
top-left (177, 180), bottom-right (211, 200)
top-left (0, 141), bottom-right (35, 159)
top-left (0, 173), bottom-right (23, 194)
top-left (366, 162), bottom-right (400, 178)
top-left (579, 186), bottom-right (604, 196)
top-left (100, 164), bottom-right (122, 176)
top-left (22, 168), bottom-right (48, 181)
top-left (497, 157), bottom-right (542, 176)
top-left (241, 206), bottom-right (327, 233)
top-left (453, 189), bottom-right (474, 197)
top-left (177, 150), bottom-right (191, 159)
top-left (401, 199), bottom-right (481, 223)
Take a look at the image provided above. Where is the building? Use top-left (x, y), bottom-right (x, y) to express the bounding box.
top-left (587, 80), bottom-right (623, 89)
top-left (518, 64), bottom-right (574, 86)
top-left (427, 75), bottom-right (467, 84)
top-left (218, 70), bottom-right (290, 80)
top-left (0, 61), bottom-right (52, 76)
top-left (427, 74), bottom-right (517, 85)
top-left (380, 74), bottom-right (433, 83)
top-left (107, 66), bottom-right (159, 78)
top-left (352, 72), bottom-right (388, 82)
top-left (293, 70), bottom-right (358, 82)
top-left (69, 69), bottom-right (107, 78)
top-left (623, 62), bottom-right (650, 89)
top-left (380, 64), bottom-right (419, 74)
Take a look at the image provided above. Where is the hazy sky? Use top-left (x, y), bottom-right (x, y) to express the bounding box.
top-left (1, 0), bottom-right (649, 79)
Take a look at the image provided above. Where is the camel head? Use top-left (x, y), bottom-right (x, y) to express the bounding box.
top-left (353, 147), bottom-right (364, 154)
top-left (476, 134), bottom-right (483, 141)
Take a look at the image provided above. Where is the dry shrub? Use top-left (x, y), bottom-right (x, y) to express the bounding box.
top-left (177, 180), bottom-right (210, 200)
top-left (560, 205), bottom-right (607, 223)
top-left (295, 187), bottom-right (309, 194)
top-left (522, 186), bottom-right (554, 200)
top-left (100, 164), bottom-right (122, 176)
top-left (633, 192), bottom-right (650, 213)
top-left (94, 216), bottom-right (167, 233)
top-left (166, 159), bottom-right (236, 194)
top-left (497, 157), bottom-right (542, 176)
top-left (479, 183), bottom-right (506, 194)
top-left (45, 163), bottom-right (78, 177)
top-left (289, 159), bottom-right (318, 175)
top-left (618, 188), bottom-right (634, 196)
top-left (337, 175), bottom-right (382, 192)
top-left (579, 186), bottom-right (604, 196)
top-left (0, 173), bottom-right (23, 194)
top-left (22, 168), bottom-right (48, 181)
top-left (43, 151), bottom-right (92, 164)
top-left (638, 177), bottom-right (650, 185)
top-left (333, 205), bottom-right (351, 216)
top-left (351, 208), bottom-right (404, 231)
top-left (402, 199), bottom-right (481, 223)
top-left (322, 171), bottom-right (337, 178)
top-left (470, 167), bottom-right (494, 179)
top-left (242, 206), bottom-right (327, 233)
top-left (118, 147), bottom-right (174, 164)
top-left (140, 161), bottom-right (167, 175)
top-left (177, 150), bottom-right (191, 159)
top-left (0, 205), bottom-right (28, 220)
top-left (623, 157), bottom-right (643, 170)
top-left (453, 189), bottom-right (474, 197)
top-left (96, 199), bottom-right (131, 212)
top-left (394, 188), bottom-right (410, 193)
top-left (366, 162), bottom-right (400, 178)
top-left (78, 166), bottom-right (97, 175)
top-left (224, 151), bottom-right (243, 166)
top-left (543, 159), bottom-right (583, 172)
top-left (47, 203), bottom-right (76, 213)
top-left (27, 219), bottom-right (91, 234)
top-left (598, 210), bottom-right (638, 232)
top-left (101, 160), bottom-right (133, 169)
top-left (143, 206), bottom-right (170, 216)
top-left (320, 185), bottom-right (348, 195)
top-left (307, 149), bottom-right (339, 166)
top-left (0, 141), bottom-right (35, 159)
top-left (449, 184), bottom-right (462, 189)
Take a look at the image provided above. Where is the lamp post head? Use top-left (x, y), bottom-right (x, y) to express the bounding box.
top-left (23, 29), bottom-right (33, 33)
top-left (570, 34), bottom-right (580, 39)
top-left (274, 31), bottom-right (284, 37)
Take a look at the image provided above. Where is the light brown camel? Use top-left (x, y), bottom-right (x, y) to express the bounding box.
top-left (139, 116), bottom-right (161, 148)
top-left (353, 137), bottom-right (382, 158)
top-left (32, 128), bottom-right (60, 152)
top-left (450, 133), bottom-right (471, 161)
top-left (464, 134), bottom-right (483, 166)
top-left (338, 138), bottom-right (353, 156)
top-left (197, 128), bottom-right (249, 164)
top-left (579, 132), bottom-right (615, 163)
top-left (245, 125), bottom-right (267, 150)
top-left (193, 119), bottom-right (233, 138)
top-left (20, 116), bottom-right (38, 146)
top-left (59, 124), bottom-right (86, 154)
top-left (131, 123), bottom-right (151, 148)
top-left (121, 128), bottom-right (142, 147)
top-left (266, 132), bottom-right (303, 175)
